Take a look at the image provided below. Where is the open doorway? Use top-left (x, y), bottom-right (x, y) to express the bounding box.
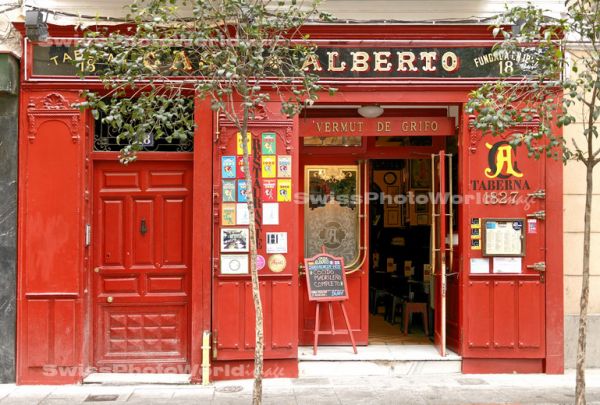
top-left (368, 159), bottom-right (433, 345)
top-left (368, 152), bottom-right (458, 345)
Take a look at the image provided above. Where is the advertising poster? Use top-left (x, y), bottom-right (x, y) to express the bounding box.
top-left (262, 156), bottom-right (277, 178)
top-left (238, 179), bottom-right (248, 202)
top-left (277, 155), bottom-right (292, 178)
top-left (263, 179), bottom-right (277, 202)
top-left (221, 156), bottom-right (236, 178)
top-left (222, 180), bottom-right (236, 202)
top-left (222, 203), bottom-right (236, 225)
top-left (277, 179), bottom-right (292, 202)
top-left (236, 132), bottom-right (252, 155)
top-left (262, 132), bottom-right (276, 155)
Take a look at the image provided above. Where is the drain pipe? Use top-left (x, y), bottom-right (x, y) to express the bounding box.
top-left (202, 331), bottom-right (211, 385)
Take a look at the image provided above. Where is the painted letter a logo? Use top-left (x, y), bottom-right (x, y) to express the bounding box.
top-left (484, 141), bottom-right (523, 179)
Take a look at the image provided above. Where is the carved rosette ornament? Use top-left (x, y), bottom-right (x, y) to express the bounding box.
top-left (27, 93), bottom-right (81, 144)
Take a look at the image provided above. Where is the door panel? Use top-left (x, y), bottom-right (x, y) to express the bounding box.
top-left (212, 125), bottom-right (298, 362)
top-left (432, 151), bottom-right (448, 356)
top-left (463, 131), bottom-right (546, 360)
top-left (93, 161), bottom-right (192, 368)
top-left (299, 162), bottom-right (369, 345)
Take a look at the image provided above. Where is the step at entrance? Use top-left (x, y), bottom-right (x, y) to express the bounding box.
top-left (83, 373), bottom-right (191, 385)
top-left (299, 345), bottom-right (461, 377)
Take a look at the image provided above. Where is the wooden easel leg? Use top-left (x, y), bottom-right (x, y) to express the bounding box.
top-left (340, 302), bottom-right (357, 354)
top-left (328, 303), bottom-right (336, 333)
top-left (313, 303), bottom-right (320, 355)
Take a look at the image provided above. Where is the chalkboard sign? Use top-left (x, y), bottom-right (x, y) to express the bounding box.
top-left (304, 253), bottom-right (348, 301)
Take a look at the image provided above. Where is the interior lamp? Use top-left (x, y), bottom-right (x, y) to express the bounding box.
top-left (357, 105), bottom-right (384, 118)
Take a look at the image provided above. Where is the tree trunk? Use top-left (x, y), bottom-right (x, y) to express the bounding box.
top-left (239, 109), bottom-right (264, 405)
top-left (575, 161), bottom-right (593, 405)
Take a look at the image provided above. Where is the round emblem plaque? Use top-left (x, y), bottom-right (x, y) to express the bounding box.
top-left (256, 254), bottom-right (266, 271)
top-left (268, 254), bottom-right (287, 273)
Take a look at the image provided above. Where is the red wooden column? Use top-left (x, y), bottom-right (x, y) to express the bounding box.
top-left (190, 97), bottom-right (215, 383)
top-left (17, 91), bottom-right (87, 384)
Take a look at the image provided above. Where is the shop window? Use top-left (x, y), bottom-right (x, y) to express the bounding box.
top-left (304, 165), bottom-right (360, 268)
top-left (303, 136), bottom-right (362, 147)
top-left (375, 136), bottom-right (432, 147)
top-left (93, 102), bottom-right (194, 152)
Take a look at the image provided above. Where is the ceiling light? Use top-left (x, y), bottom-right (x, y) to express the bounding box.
top-left (357, 105), bottom-right (384, 118)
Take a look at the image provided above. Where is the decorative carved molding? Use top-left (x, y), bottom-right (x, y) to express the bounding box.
top-left (42, 93), bottom-right (71, 110)
top-left (27, 93), bottom-right (81, 144)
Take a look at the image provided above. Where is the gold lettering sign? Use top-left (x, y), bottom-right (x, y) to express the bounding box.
top-left (301, 117), bottom-right (454, 137)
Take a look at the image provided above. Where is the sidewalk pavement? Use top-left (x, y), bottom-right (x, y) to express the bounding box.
top-left (1, 370), bottom-right (600, 404)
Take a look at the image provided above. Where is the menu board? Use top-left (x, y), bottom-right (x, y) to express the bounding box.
top-left (304, 253), bottom-right (348, 301)
top-left (482, 218), bottom-right (525, 257)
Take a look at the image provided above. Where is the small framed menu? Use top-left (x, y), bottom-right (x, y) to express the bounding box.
top-left (482, 218), bottom-right (526, 257)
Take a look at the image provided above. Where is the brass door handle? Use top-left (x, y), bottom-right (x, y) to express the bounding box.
top-left (106, 296), bottom-right (114, 303)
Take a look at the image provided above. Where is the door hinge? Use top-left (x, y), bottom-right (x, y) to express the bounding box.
top-left (527, 210), bottom-right (545, 220)
top-left (527, 189), bottom-right (546, 199)
top-left (527, 262), bottom-right (546, 272)
top-left (85, 224), bottom-right (91, 247)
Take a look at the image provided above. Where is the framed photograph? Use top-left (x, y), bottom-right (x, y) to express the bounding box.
top-left (386, 186), bottom-right (400, 208)
top-left (410, 159), bottom-right (432, 189)
top-left (221, 228), bottom-right (249, 252)
top-left (409, 189), bottom-right (430, 225)
top-left (221, 254), bottom-right (249, 275)
top-left (384, 209), bottom-right (401, 227)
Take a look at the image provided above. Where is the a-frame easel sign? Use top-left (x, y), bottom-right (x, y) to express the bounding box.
top-left (304, 247), bottom-right (357, 355)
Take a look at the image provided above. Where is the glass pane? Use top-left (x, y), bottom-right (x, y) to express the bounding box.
top-left (304, 166), bottom-right (360, 267)
top-left (303, 136), bottom-right (362, 147)
top-left (375, 136), bottom-right (432, 147)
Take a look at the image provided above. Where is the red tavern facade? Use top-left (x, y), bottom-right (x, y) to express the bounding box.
top-left (14, 23), bottom-right (563, 384)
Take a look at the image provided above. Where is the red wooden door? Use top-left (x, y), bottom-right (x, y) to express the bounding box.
top-left (463, 134), bottom-right (547, 369)
top-left (432, 151), bottom-right (448, 356)
top-left (211, 123), bottom-right (298, 365)
top-left (299, 160), bottom-right (370, 345)
top-left (92, 160), bottom-right (193, 370)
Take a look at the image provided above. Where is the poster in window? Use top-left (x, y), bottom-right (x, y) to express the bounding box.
top-left (409, 159), bottom-right (431, 189)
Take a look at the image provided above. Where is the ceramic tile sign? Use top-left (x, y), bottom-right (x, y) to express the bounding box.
top-left (277, 155), bottom-right (292, 178)
top-left (236, 132), bottom-right (252, 155)
top-left (222, 204), bottom-right (236, 226)
top-left (221, 228), bottom-right (249, 252)
top-left (222, 180), bottom-right (236, 202)
top-left (262, 156), bottom-right (276, 178)
top-left (263, 179), bottom-right (277, 202)
top-left (236, 202), bottom-right (250, 225)
top-left (262, 203), bottom-right (279, 225)
top-left (277, 179), bottom-right (292, 202)
top-left (236, 156), bottom-right (247, 179)
top-left (237, 180), bottom-right (248, 202)
top-left (262, 132), bottom-right (276, 155)
top-left (222, 156), bottom-right (236, 178)
top-left (221, 254), bottom-right (249, 275)
top-left (266, 232), bottom-right (287, 253)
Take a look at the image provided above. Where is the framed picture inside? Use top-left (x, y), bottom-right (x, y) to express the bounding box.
top-left (386, 186), bottom-right (400, 208)
top-left (409, 159), bottom-right (432, 189)
top-left (221, 228), bottom-right (249, 252)
top-left (409, 189), bottom-right (430, 225)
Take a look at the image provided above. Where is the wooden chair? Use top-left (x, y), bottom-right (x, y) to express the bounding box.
top-left (402, 302), bottom-right (429, 335)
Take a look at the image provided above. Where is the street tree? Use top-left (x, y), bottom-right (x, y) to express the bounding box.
top-left (76, 1), bottom-right (333, 403)
top-left (466, 1), bottom-right (599, 403)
